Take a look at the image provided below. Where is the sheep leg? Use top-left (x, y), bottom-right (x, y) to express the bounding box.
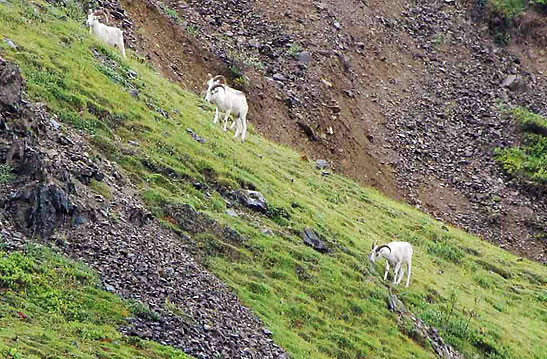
top-left (222, 111), bottom-right (230, 131)
top-left (383, 261), bottom-right (390, 281)
top-left (392, 262), bottom-right (402, 285)
top-left (213, 108), bottom-right (220, 124)
top-left (233, 117), bottom-right (242, 139)
top-left (396, 265), bottom-right (405, 285)
top-left (230, 119), bottom-right (237, 130)
top-left (120, 40), bottom-right (126, 58)
top-left (406, 260), bottom-right (412, 287)
top-left (240, 113), bottom-right (247, 142)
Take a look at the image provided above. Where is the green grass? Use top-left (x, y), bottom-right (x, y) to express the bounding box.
top-left (0, 245), bottom-right (192, 359)
top-left (1, 1), bottom-right (546, 358)
top-left (495, 108), bottom-right (547, 184)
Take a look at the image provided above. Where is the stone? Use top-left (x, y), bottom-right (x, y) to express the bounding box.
top-left (272, 73), bottom-right (286, 82)
top-left (226, 209), bottom-right (238, 217)
top-left (315, 159), bottom-right (329, 170)
top-left (297, 51), bottom-right (312, 64)
top-left (0, 60), bottom-right (25, 110)
top-left (230, 190), bottom-right (267, 213)
top-left (302, 228), bottom-right (329, 253)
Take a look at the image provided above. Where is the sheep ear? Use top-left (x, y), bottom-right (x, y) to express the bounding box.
top-left (207, 73), bottom-right (212, 79)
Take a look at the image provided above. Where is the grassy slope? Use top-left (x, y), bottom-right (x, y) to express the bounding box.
top-left (0, 246), bottom-right (191, 359)
top-left (0, 1), bottom-right (546, 358)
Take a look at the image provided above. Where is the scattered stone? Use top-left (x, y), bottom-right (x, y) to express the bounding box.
top-left (301, 228), bottom-right (329, 253)
top-left (0, 60), bottom-right (24, 111)
top-left (315, 159), bottom-right (329, 170)
top-left (226, 208), bottom-right (238, 217)
top-left (230, 190), bottom-right (267, 213)
top-left (297, 51), bottom-right (312, 64)
top-left (272, 73), bottom-right (286, 82)
top-left (187, 128), bottom-right (207, 143)
top-left (4, 38), bottom-right (17, 49)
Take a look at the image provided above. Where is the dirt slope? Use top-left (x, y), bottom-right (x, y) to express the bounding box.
top-left (96, 0), bottom-right (545, 262)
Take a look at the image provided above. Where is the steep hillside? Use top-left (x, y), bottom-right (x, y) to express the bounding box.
top-left (1, 1), bottom-right (546, 359)
top-left (102, 0), bottom-right (547, 262)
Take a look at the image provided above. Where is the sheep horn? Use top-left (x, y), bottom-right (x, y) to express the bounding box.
top-left (210, 83), bottom-right (226, 92)
top-left (212, 75), bottom-right (226, 84)
top-left (376, 244), bottom-right (391, 253)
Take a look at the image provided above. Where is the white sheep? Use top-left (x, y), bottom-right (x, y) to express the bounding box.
top-left (86, 11), bottom-right (126, 58)
top-left (204, 82), bottom-right (248, 142)
top-left (369, 241), bottom-right (413, 287)
top-left (203, 74), bottom-right (237, 130)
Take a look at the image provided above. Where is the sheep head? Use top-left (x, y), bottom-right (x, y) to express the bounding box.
top-left (369, 242), bottom-right (391, 263)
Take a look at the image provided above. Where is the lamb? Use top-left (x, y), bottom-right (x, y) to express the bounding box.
top-left (86, 11), bottom-right (126, 58)
top-left (369, 241), bottom-right (413, 287)
top-left (203, 74), bottom-right (236, 130)
top-left (204, 80), bottom-right (248, 142)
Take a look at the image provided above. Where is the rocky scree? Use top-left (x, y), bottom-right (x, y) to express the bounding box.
top-left (384, 0), bottom-right (547, 262)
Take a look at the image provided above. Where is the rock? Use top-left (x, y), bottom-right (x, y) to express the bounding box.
top-left (230, 190), bottom-right (267, 213)
top-left (301, 228), bottom-right (329, 253)
top-left (272, 73), bottom-right (286, 82)
top-left (333, 21), bottom-right (341, 30)
top-left (9, 184), bottom-right (77, 238)
top-left (226, 209), bottom-right (238, 217)
top-left (187, 128), bottom-right (207, 143)
top-left (261, 228), bottom-right (274, 236)
top-left (4, 38), bottom-right (17, 49)
top-left (315, 159), bottom-right (329, 170)
top-left (296, 121), bottom-right (317, 141)
top-left (500, 75), bottom-right (526, 92)
top-left (297, 51), bottom-right (312, 64)
top-left (0, 60), bottom-right (25, 111)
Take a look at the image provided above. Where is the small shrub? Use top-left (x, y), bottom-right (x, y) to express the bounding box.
top-left (89, 179), bottom-right (113, 200)
top-left (427, 242), bottom-right (465, 264)
top-left (128, 300), bottom-right (161, 322)
top-left (0, 164), bottom-right (14, 184)
top-left (288, 43), bottom-right (302, 58)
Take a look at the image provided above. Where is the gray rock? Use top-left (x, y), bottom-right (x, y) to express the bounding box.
top-left (0, 60), bottom-right (24, 110)
top-left (297, 51), bottom-right (312, 64)
top-left (315, 159), bottom-right (329, 170)
top-left (302, 228), bottom-right (329, 253)
top-left (230, 190), bottom-right (267, 213)
top-left (272, 73), bottom-right (286, 82)
top-left (226, 209), bottom-right (238, 217)
top-left (4, 38), bottom-right (17, 49)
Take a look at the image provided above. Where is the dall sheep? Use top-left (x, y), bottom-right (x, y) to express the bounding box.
top-left (86, 11), bottom-right (126, 58)
top-left (204, 74), bottom-right (237, 130)
top-left (204, 77), bottom-right (248, 142)
top-left (369, 241), bottom-right (413, 287)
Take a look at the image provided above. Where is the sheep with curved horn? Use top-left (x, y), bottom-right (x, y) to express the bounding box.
top-left (205, 82), bottom-right (248, 141)
top-left (369, 241), bottom-right (413, 287)
top-left (86, 10), bottom-right (126, 58)
top-left (203, 74), bottom-right (237, 130)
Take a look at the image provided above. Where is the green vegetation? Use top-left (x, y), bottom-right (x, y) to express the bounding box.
top-left (495, 108), bottom-right (547, 184)
top-left (1, 1), bottom-right (546, 359)
top-left (0, 245), bottom-right (192, 359)
top-left (0, 164), bottom-right (14, 184)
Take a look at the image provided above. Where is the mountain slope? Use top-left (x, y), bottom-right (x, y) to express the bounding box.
top-left (115, 0), bottom-right (547, 262)
top-left (0, 1), bottom-right (546, 359)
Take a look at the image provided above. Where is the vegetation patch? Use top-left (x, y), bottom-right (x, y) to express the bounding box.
top-left (0, 245), bottom-right (192, 358)
top-left (495, 108), bottom-right (547, 184)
